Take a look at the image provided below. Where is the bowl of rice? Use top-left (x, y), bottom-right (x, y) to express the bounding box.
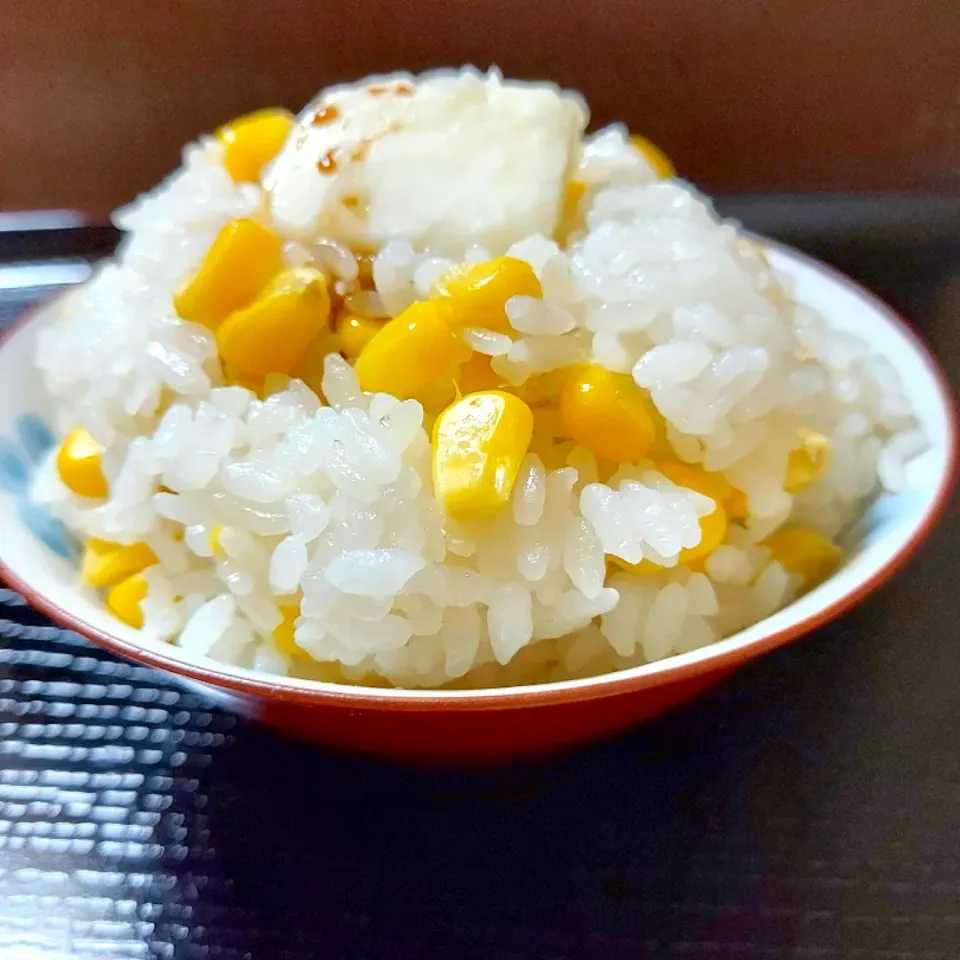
top-left (0, 67), bottom-right (954, 759)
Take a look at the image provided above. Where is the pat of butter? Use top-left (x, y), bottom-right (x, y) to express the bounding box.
top-left (267, 69), bottom-right (588, 256)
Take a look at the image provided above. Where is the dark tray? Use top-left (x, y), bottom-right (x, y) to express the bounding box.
top-left (1, 199), bottom-right (958, 960)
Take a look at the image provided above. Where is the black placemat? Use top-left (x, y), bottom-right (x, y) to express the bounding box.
top-left (1, 202), bottom-right (958, 960)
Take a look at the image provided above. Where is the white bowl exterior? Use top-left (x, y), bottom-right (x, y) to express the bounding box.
top-left (0, 245), bottom-right (953, 700)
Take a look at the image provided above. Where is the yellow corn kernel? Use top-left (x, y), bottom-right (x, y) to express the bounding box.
top-left (431, 257), bottom-right (542, 333)
top-left (209, 524), bottom-right (225, 556)
top-left (81, 540), bottom-right (157, 589)
top-left (56, 426), bottom-right (108, 499)
top-left (217, 267), bottom-right (331, 380)
top-left (355, 300), bottom-right (465, 400)
top-left (263, 373), bottom-right (293, 397)
top-left (292, 327), bottom-right (342, 398)
top-left (596, 459), bottom-right (619, 484)
top-left (412, 370), bottom-right (460, 416)
top-left (785, 429), bottom-right (830, 494)
top-left (273, 605), bottom-right (305, 658)
top-left (296, 660), bottom-right (347, 682)
top-left (174, 218), bottom-right (283, 328)
top-left (457, 353), bottom-right (505, 394)
top-left (556, 178), bottom-right (587, 241)
top-left (216, 108), bottom-right (294, 184)
top-left (532, 405), bottom-right (565, 442)
top-left (87, 537), bottom-right (117, 552)
top-left (612, 502), bottom-right (728, 575)
top-left (530, 435), bottom-right (576, 471)
top-left (516, 368), bottom-right (573, 407)
top-left (763, 527), bottom-right (842, 591)
top-left (222, 368), bottom-right (267, 396)
top-left (527, 402), bottom-right (569, 468)
top-left (725, 488), bottom-right (750, 519)
top-left (528, 403), bottom-right (554, 433)
top-left (106, 573), bottom-right (150, 629)
top-left (630, 135), bottom-right (675, 179)
top-left (559, 365), bottom-right (656, 464)
top-left (655, 460), bottom-right (732, 503)
top-left (644, 400), bottom-right (676, 459)
top-left (681, 504), bottom-right (728, 566)
top-left (336, 311), bottom-right (386, 360)
top-left (432, 391), bottom-right (534, 520)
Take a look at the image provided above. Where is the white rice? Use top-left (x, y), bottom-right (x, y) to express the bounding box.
top-left (33, 68), bottom-right (922, 688)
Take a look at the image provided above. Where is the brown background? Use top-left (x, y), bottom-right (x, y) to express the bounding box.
top-left (2, 0), bottom-right (959, 215)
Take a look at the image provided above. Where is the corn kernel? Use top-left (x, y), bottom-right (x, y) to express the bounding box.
top-left (785, 429), bottom-right (830, 494)
top-left (297, 660), bottom-right (347, 682)
top-left (292, 328), bottom-right (342, 398)
top-left (458, 353), bottom-right (505, 394)
top-left (596, 458), bottom-right (619, 484)
top-left (655, 460), bottom-right (732, 503)
top-left (558, 365), bottom-right (656, 463)
top-left (556, 179), bottom-right (587, 241)
top-left (516, 368), bottom-right (573, 407)
top-left (56, 426), bottom-right (108, 499)
top-left (216, 108), bottom-right (294, 184)
top-left (431, 257), bottom-right (542, 333)
top-left (106, 573), bottom-right (150, 629)
top-left (336, 311), bottom-right (386, 359)
top-left (432, 390), bottom-right (534, 520)
top-left (355, 301), bottom-right (465, 400)
top-left (531, 438), bottom-right (577, 471)
top-left (681, 504), bottom-right (728, 566)
top-left (87, 537), bottom-right (117, 552)
top-left (222, 368), bottom-right (268, 396)
top-left (611, 502), bottom-right (728, 575)
top-left (263, 373), bottom-right (293, 397)
top-left (645, 400), bottom-right (675, 459)
top-left (81, 540), bottom-right (157, 589)
top-left (763, 527), bottom-right (842, 590)
top-left (725, 488), bottom-right (750, 519)
top-left (630, 135), bottom-right (675, 178)
top-left (174, 218), bottom-right (283, 328)
top-left (527, 404), bottom-right (571, 470)
top-left (412, 370), bottom-right (460, 416)
top-left (532, 404), bottom-right (565, 441)
top-left (273, 605), bottom-right (305, 658)
top-left (217, 267), bottom-right (331, 380)
top-left (209, 524), bottom-right (225, 556)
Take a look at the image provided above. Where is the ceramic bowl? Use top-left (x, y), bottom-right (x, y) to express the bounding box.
top-left (0, 242), bottom-right (955, 760)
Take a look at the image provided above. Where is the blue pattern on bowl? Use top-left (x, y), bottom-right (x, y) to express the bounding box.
top-left (0, 414), bottom-right (79, 560)
top-left (0, 438), bottom-right (30, 494)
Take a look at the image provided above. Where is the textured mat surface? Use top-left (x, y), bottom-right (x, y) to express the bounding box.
top-left (0, 209), bottom-right (958, 959)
